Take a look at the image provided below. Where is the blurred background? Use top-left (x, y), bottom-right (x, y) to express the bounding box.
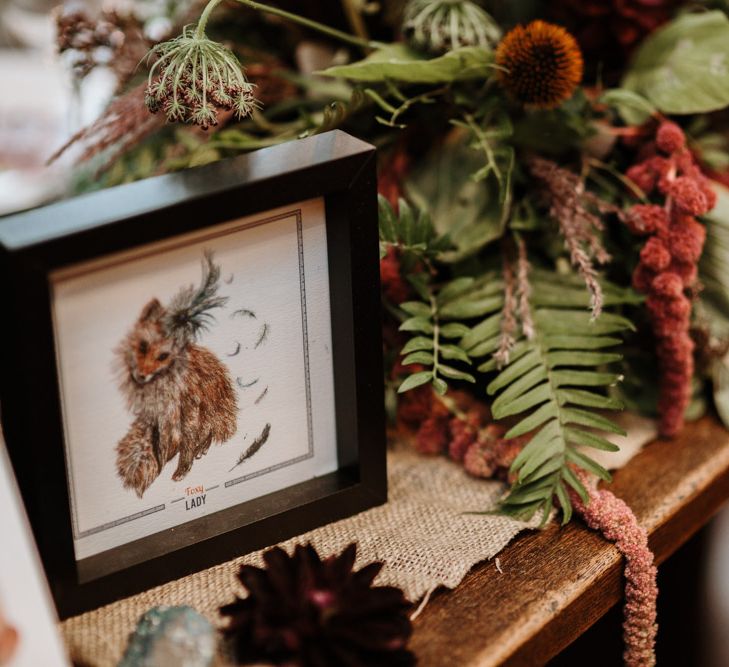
top-left (0, 1), bottom-right (728, 664)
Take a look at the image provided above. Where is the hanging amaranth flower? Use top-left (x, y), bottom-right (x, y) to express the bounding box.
top-left (144, 25), bottom-right (258, 129)
top-left (402, 0), bottom-right (501, 55)
top-left (220, 543), bottom-right (414, 666)
top-left (495, 20), bottom-right (583, 109)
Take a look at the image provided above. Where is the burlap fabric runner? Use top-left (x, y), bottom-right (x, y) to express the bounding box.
top-left (61, 444), bottom-right (540, 666)
top-left (61, 413), bottom-right (656, 666)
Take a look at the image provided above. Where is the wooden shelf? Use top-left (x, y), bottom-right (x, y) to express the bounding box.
top-left (410, 416), bottom-right (729, 666)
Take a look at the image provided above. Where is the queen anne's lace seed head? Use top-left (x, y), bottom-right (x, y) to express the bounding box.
top-left (402, 0), bottom-right (502, 54)
top-left (144, 25), bottom-right (258, 129)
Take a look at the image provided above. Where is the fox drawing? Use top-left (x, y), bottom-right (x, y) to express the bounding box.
top-left (115, 252), bottom-right (237, 498)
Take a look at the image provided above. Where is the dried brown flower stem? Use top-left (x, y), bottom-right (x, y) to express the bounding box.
top-left (515, 236), bottom-right (535, 339)
top-left (494, 245), bottom-right (518, 369)
top-left (529, 155), bottom-right (615, 319)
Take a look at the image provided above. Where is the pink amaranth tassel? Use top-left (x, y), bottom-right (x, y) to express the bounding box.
top-left (570, 478), bottom-right (658, 666)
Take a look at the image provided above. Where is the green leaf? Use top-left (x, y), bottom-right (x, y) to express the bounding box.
top-left (493, 382), bottom-right (551, 419)
top-left (401, 301), bottom-right (432, 317)
top-left (461, 313), bottom-right (502, 350)
top-left (437, 277), bottom-right (477, 305)
top-left (400, 316), bottom-right (434, 334)
top-left (432, 377), bottom-right (448, 395)
top-left (547, 351), bottom-right (622, 368)
top-left (402, 351), bottom-right (435, 366)
top-left (405, 137), bottom-right (508, 262)
top-left (398, 371), bottom-right (432, 393)
top-left (516, 437), bottom-right (562, 481)
top-left (555, 483), bottom-right (573, 525)
top-left (510, 419), bottom-right (561, 472)
top-left (561, 408), bottom-right (627, 435)
top-left (471, 336), bottom-right (501, 359)
top-left (536, 310), bottom-right (635, 335)
top-left (320, 44), bottom-right (494, 83)
top-left (542, 335), bottom-right (622, 350)
top-left (566, 448), bottom-right (612, 482)
top-left (564, 427), bottom-right (620, 452)
top-left (505, 402), bottom-right (559, 438)
top-left (558, 388), bottom-right (624, 411)
top-left (552, 370), bottom-right (621, 387)
top-left (440, 296), bottom-right (503, 320)
top-left (401, 336), bottom-right (435, 354)
top-left (438, 365), bottom-right (476, 383)
top-left (440, 344), bottom-right (471, 363)
top-left (439, 322), bottom-right (471, 339)
top-left (599, 88), bottom-right (656, 125)
top-left (487, 349), bottom-right (541, 394)
top-left (623, 11), bottom-right (729, 114)
top-left (562, 466), bottom-right (590, 504)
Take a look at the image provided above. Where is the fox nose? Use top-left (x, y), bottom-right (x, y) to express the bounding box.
top-left (133, 371), bottom-right (153, 384)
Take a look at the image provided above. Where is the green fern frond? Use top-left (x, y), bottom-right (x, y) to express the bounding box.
top-left (378, 195), bottom-right (451, 262)
top-left (460, 273), bottom-right (636, 524)
top-left (398, 274), bottom-right (502, 395)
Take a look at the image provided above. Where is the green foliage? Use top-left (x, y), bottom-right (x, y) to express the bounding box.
top-left (398, 275), bottom-right (502, 395)
top-left (623, 11), bottom-right (729, 114)
top-left (405, 127), bottom-right (513, 262)
top-left (461, 273), bottom-right (635, 524)
top-left (599, 89), bottom-right (656, 126)
top-left (319, 43), bottom-right (494, 83)
top-left (378, 195), bottom-right (451, 261)
top-left (700, 182), bottom-right (729, 430)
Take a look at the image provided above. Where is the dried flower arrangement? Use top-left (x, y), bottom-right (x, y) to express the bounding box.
top-left (50, 1), bottom-right (729, 664)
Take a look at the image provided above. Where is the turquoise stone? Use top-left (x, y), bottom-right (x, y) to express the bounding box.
top-left (118, 606), bottom-right (216, 667)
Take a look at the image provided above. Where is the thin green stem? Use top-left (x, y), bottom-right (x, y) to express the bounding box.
top-left (195, 0), bottom-right (382, 50)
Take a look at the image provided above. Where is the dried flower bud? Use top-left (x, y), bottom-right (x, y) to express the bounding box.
top-left (625, 204), bottom-right (668, 236)
top-left (403, 0), bottom-right (501, 54)
top-left (639, 237), bottom-right (671, 272)
top-left (651, 272), bottom-right (684, 299)
top-left (668, 218), bottom-right (706, 264)
top-left (667, 176), bottom-right (709, 215)
top-left (626, 163), bottom-right (657, 194)
top-left (655, 121), bottom-right (685, 154)
top-left (145, 26), bottom-right (258, 129)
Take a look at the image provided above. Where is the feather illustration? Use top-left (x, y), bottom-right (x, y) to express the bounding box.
top-left (237, 377), bottom-right (259, 389)
top-left (227, 342), bottom-right (241, 357)
top-left (255, 323), bottom-right (269, 349)
top-left (229, 423), bottom-right (271, 471)
top-left (164, 251), bottom-right (227, 346)
top-left (255, 386), bottom-right (268, 404)
top-left (231, 308), bottom-right (256, 319)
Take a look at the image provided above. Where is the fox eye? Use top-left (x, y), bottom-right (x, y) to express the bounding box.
top-left (157, 352), bottom-right (170, 362)
top-left (138, 341), bottom-right (148, 354)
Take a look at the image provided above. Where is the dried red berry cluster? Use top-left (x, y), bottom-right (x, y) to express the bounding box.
top-left (625, 121), bottom-right (714, 437)
top-left (397, 386), bottom-right (525, 479)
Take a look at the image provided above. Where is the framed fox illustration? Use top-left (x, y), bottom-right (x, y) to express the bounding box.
top-left (0, 131), bottom-right (385, 618)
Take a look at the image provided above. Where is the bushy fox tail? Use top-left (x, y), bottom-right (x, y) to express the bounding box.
top-left (116, 419), bottom-right (160, 498)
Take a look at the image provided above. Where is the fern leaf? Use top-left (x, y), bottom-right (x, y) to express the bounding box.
top-left (397, 275), bottom-right (501, 395)
top-left (475, 273), bottom-right (636, 523)
top-left (378, 195), bottom-right (451, 262)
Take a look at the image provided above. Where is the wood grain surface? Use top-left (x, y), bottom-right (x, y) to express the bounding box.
top-left (410, 416), bottom-right (729, 666)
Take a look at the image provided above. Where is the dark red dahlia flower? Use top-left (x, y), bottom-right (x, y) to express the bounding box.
top-left (221, 544), bottom-right (414, 666)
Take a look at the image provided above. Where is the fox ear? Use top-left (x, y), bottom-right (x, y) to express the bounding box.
top-left (139, 298), bottom-right (164, 323)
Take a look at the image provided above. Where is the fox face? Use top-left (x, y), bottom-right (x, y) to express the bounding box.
top-left (126, 298), bottom-right (178, 385)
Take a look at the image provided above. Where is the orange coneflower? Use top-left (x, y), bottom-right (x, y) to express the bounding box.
top-left (495, 20), bottom-right (583, 110)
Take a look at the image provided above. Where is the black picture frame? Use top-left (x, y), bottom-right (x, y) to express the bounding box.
top-left (0, 130), bottom-right (385, 619)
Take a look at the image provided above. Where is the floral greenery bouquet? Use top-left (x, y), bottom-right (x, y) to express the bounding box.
top-left (52, 1), bottom-right (729, 663)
